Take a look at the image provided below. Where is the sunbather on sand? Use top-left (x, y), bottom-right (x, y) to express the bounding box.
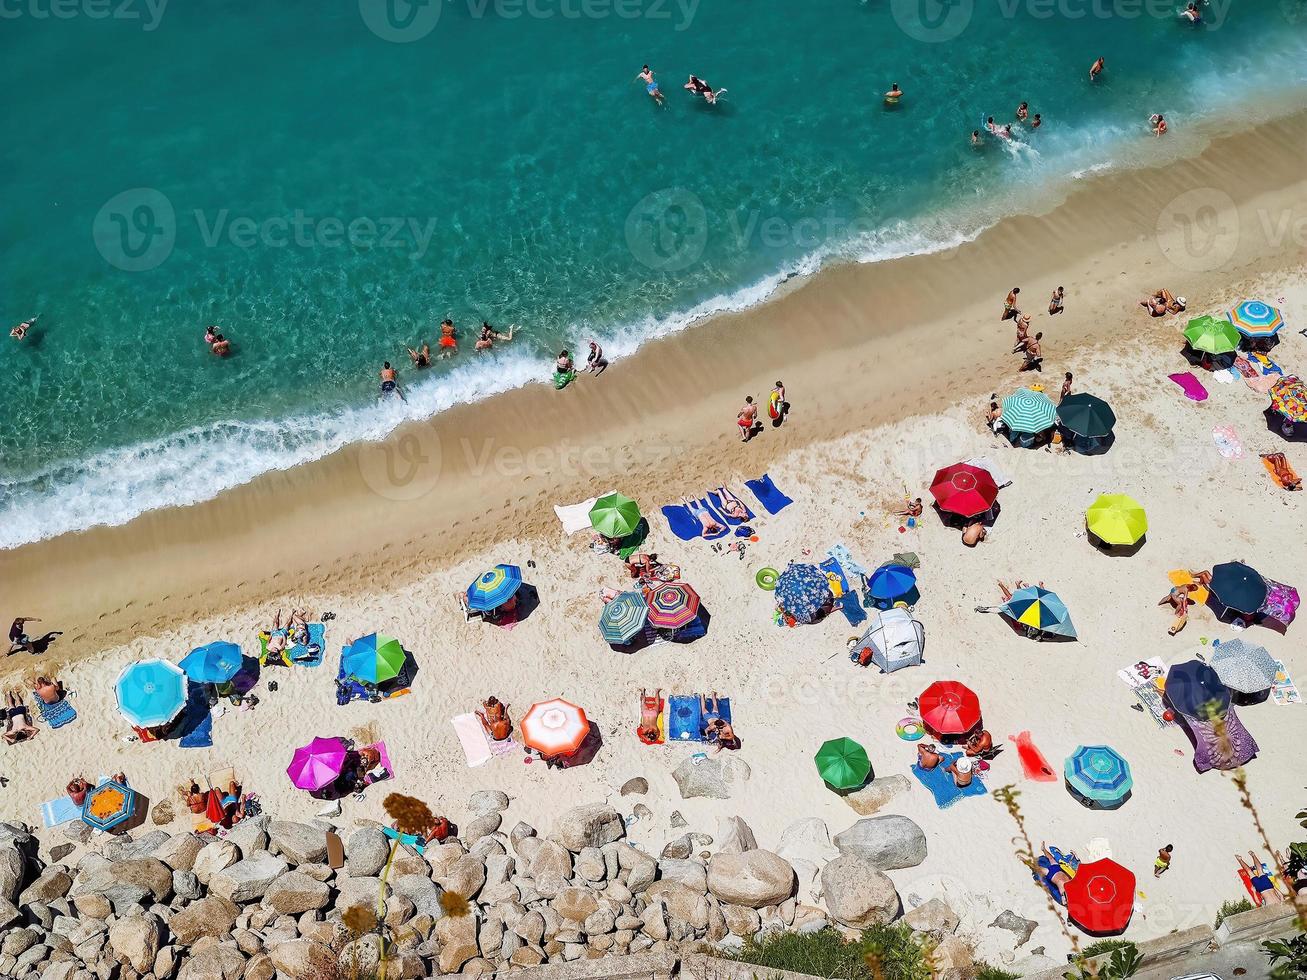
top-left (67, 776), bottom-right (91, 806)
top-left (985, 399), bottom-right (1005, 433)
top-left (1237, 852), bottom-right (1283, 904)
top-left (916, 742), bottom-right (943, 770)
top-left (1040, 842), bottom-right (1077, 894)
top-left (34, 676), bottom-right (64, 704)
top-left (637, 688), bottom-right (662, 744)
top-left (626, 552), bottom-right (661, 580)
top-left (1264, 452), bottom-right (1302, 490)
top-left (1139, 288), bottom-right (1186, 317)
top-left (477, 696), bottom-right (511, 742)
top-left (895, 497), bottom-right (924, 519)
top-left (700, 691), bottom-right (739, 753)
top-left (962, 521), bottom-right (987, 547)
top-left (715, 486), bottom-right (750, 520)
top-left (945, 755), bottom-right (975, 787)
top-left (2, 691), bottom-right (37, 743)
top-left (183, 781), bottom-right (207, 814)
top-left (1159, 584), bottom-right (1194, 635)
top-left (1188, 568), bottom-right (1213, 587)
top-left (681, 496), bottom-right (725, 537)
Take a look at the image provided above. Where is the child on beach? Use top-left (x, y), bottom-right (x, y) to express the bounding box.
top-left (1154, 844), bottom-right (1174, 877)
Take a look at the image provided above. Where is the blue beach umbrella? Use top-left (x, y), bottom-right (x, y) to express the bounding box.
top-left (179, 641), bottom-right (243, 684)
top-left (775, 563), bottom-right (834, 625)
top-left (1227, 300), bottom-right (1284, 340)
top-left (81, 779), bottom-right (138, 831)
top-left (1001, 586), bottom-right (1076, 639)
top-left (1065, 745), bottom-right (1133, 809)
top-left (115, 659), bottom-right (188, 728)
top-left (867, 564), bottom-right (917, 601)
top-left (1002, 388), bottom-right (1058, 434)
top-left (599, 592), bottom-right (649, 645)
top-left (342, 633), bottom-right (406, 684)
top-left (467, 564), bottom-right (523, 612)
top-left (1164, 660), bottom-right (1230, 720)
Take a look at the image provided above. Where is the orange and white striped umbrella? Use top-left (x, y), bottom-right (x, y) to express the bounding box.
top-left (520, 698), bottom-right (590, 756)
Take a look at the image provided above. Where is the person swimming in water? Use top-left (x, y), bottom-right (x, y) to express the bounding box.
top-left (10, 315), bottom-right (39, 341)
top-left (884, 82), bottom-right (903, 105)
top-left (684, 74), bottom-right (724, 104)
top-left (1089, 56), bottom-right (1104, 82)
top-left (637, 65), bottom-right (665, 106)
top-left (438, 317), bottom-right (458, 358)
top-left (970, 130), bottom-right (982, 146)
top-left (1151, 113), bottom-right (1168, 137)
top-left (404, 342), bottom-right (431, 368)
top-left (985, 117), bottom-right (1012, 141)
top-left (1181, 1), bottom-right (1201, 23)
top-left (1016, 102), bottom-right (1029, 122)
top-left (475, 322), bottom-right (514, 352)
top-left (1031, 113), bottom-right (1042, 130)
top-left (379, 361), bottom-right (405, 401)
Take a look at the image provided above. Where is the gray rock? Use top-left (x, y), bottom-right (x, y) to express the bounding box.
top-left (191, 840), bottom-right (240, 885)
top-left (990, 909), bottom-right (1038, 948)
top-left (574, 846), bottom-right (606, 882)
top-left (435, 854), bottom-right (486, 900)
top-left (672, 755), bottom-right (752, 800)
top-left (61, 822), bottom-right (92, 844)
top-left (169, 895), bottom-right (240, 945)
top-left (661, 835), bottom-right (692, 860)
top-left (527, 839), bottom-right (573, 880)
top-left (551, 804), bottom-right (625, 852)
top-left (3, 926), bottom-right (40, 957)
top-left (513, 909), bottom-right (545, 944)
top-left (108, 914), bottom-right (161, 973)
top-left (345, 826), bottom-right (390, 877)
top-left (640, 900), bottom-right (668, 941)
top-left (615, 842), bottom-right (657, 893)
top-left (48, 844), bottom-right (75, 863)
top-left (335, 874), bottom-right (389, 911)
top-left (485, 853), bottom-right (515, 886)
top-left (15, 943), bottom-right (51, 974)
top-left (620, 777), bottom-right (649, 796)
top-left (153, 834), bottom-right (204, 872)
top-left (721, 903), bottom-right (762, 936)
top-left (833, 815), bottom-right (928, 870)
top-left (296, 862), bottom-right (333, 882)
top-left (904, 897), bottom-right (959, 936)
top-left (81, 858), bottom-right (173, 903)
top-left (706, 850), bottom-right (795, 909)
top-left (153, 944), bottom-right (178, 980)
top-left (223, 819), bottom-right (269, 859)
top-left (463, 813), bottom-right (502, 844)
top-left (716, 816), bottom-right (758, 854)
top-left (390, 873), bottom-right (446, 920)
top-left (467, 790), bottom-right (510, 816)
top-left (933, 935), bottom-right (976, 980)
top-left (269, 939), bottom-right (335, 979)
top-left (19, 869), bottom-right (72, 905)
top-left (0, 896), bottom-right (20, 929)
top-left (509, 822), bottom-right (536, 849)
top-left (657, 858), bottom-right (708, 893)
top-left (0, 844), bottom-right (25, 902)
top-left (843, 775), bottom-right (912, 816)
top-left (435, 910), bottom-right (479, 973)
top-left (669, 811), bottom-right (688, 829)
top-left (267, 822), bottom-right (326, 865)
top-left (172, 869), bottom-right (202, 901)
top-left (118, 829), bottom-right (172, 860)
top-left (39, 963), bottom-right (76, 980)
top-left (263, 871), bottom-right (330, 915)
top-left (820, 854), bottom-right (899, 928)
top-left (208, 852), bottom-right (287, 903)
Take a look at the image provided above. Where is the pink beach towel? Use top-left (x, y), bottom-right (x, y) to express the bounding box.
top-left (1212, 425), bottom-right (1244, 460)
top-left (452, 713), bottom-right (492, 767)
top-left (364, 741), bottom-right (393, 781)
top-left (1168, 372), bottom-right (1208, 401)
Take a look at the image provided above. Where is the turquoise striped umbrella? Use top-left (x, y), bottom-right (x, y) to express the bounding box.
top-left (115, 659), bottom-right (188, 728)
top-left (599, 592), bottom-right (649, 644)
top-left (1002, 388), bottom-right (1057, 434)
top-left (1065, 745), bottom-right (1132, 808)
top-left (1227, 300), bottom-right (1284, 340)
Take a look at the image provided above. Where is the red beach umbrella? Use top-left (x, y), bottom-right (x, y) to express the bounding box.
top-left (929, 463), bottom-right (999, 518)
top-left (918, 681), bottom-right (982, 738)
top-left (1064, 859), bottom-right (1136, 935)
top-left (645, 582), bottom-right (701, 630)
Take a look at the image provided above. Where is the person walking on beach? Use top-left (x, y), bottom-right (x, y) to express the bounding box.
top-left (769, 381), bottom-right (788, 426)
top-left (1020, 332), bottom-right (1043, 372)
top-left (737, 396), bottom-right (759, 442)
top-left (1048, 285), bottom-right (1064, 315)
top-left (1060, 372), bottom-right (1073, 401)
top-left (584, 340), bottom-right (607, 376)
top-left (1002, 287), bottom-right (1020, 321)
top-left (378, 362), bottom-right (405, 401)
top-left (1154, 844), bottom-right (1173, 877)
top-left (8, 617), bottom-right (61, 656)
top-left (1090, 56), bottom-right (1104, 82)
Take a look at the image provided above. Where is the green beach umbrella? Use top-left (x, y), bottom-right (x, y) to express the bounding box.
top-left (343, 633), bottom-right (406, 684)
top-left (1184, 315), bottom-right (1240, 355)
top-left (1086, 494), bottom-right (1148, 546)
top-left (589, 492), bottom-right (641, 538)
top-left (814, 737), bottom-right (871, 790)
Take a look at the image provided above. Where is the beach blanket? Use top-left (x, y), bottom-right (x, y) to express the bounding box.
top-left (662, 504), bottom-right (702, 541)
top-left (1168, 372), bottom-right (1209, 401)
top-left (1234, 357), bottom-right (1260, 379)
top-left (1261, 579), bottom-right (1300, 627)
top-left (1117, 657), bottom-right (1168, 689)
top-left (41, 795), bottom-right (81, 828)
top-left (963, 456), bottom-right (1014, 489)
top-left (837, 593), bottom-right (868, 627)
top-left (451, 713), bottom-right (493, 767)
top-left (1247, 373), bottom-right (1280, 394)
top-left (745, 474), bottom-right (793, 514)
top-left (911, 752), bottom-right (987, 808)
top-left (382, 826), bottom-right (426, 855)
top-left (178, 685), bottom-right (214, 749)
top-left (553, 490), bottom-right (615, 535)
top-left (1262, 454), bottom-right (1302, 491)
top-left (709, 490), bottom-right (755, 526)
top-left (37, 697), bottom-right (77, 729)
top-left (667, 695), bottom-right (732, 742)
top-left (1212, 424), bottom-right (1244, 460)
top-left (1253, 353), bottom-right (1284, 377)
top-left (258, 623), bottom-right (326, 667)
top-left (1168, 570), bottom-right (1209, 606)
top-left (1271, 660), bottom-right (1301, 705)
top-left (819, 558), bottom-right (850, 598)
top-left (826, 543), bottom-right (868, 580)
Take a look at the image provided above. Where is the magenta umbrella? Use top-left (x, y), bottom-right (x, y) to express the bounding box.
top-left (287, 736), bottom-right (349, 791)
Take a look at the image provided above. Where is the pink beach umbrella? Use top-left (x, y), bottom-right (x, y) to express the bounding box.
top-left (287, 736), bottom-right (350, 791)
top-left (520, 698), bottom-right (590, 757)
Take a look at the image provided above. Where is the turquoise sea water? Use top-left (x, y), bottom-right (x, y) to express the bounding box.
top-left (1, 0), bottom-right (1304, 546)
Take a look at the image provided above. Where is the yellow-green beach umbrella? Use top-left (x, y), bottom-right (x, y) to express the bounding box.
top-left (589, 493), bottom-right (641, 538)
top-left (1086, 494), bottom-right (1148, 546)
top-left (1183, 315), bottom-right (1239, 355)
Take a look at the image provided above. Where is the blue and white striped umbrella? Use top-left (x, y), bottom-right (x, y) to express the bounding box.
top-left (1227, 300), bottom-right (1284, 339)
top-left (598, 592), bottom-right (649, 644)
top-left (1002, 388), bottom-right (1058, 434)
top-left (1065, 745), bottom-right (1132, 807)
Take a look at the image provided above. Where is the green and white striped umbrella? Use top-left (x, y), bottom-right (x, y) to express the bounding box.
top-left (1002, 388), bottom-right (1057, 434)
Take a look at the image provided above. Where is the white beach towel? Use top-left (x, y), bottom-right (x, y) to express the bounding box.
top-left (552, 489), bottom-right (617, 535)
top-left (964, 456), bottom-right (1013, 489)
top-left (451, 713), bottom-right (492, 767)
top-left (1082, 837), bottom-right (1112, 862)
top-left (1117, 658), bottom-right (1166, 689)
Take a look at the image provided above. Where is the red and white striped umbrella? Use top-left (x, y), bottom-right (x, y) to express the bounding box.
top-left (520, 698), bottom-right (590, 756)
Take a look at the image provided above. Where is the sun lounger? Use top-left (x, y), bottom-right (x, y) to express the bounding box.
top-left (36, 697), bottom-right (77, 729)
top-left (451, 713), bottom-right (492, 767)
top-left (1168, 372), bottom-right (1208, 401)
top-left (41, 795), bottom-right (81, 828)
top-left (911, 752), bottom-right (986, 808)
top-left (745, 474), bottom-right (793, 514)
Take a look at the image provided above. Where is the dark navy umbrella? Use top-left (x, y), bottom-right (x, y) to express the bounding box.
top-left (1209, 562), bottom-right (1268, 615)
top-left (1164, 660), bottom-right (1230, 719)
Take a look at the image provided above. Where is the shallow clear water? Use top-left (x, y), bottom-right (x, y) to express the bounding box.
top-left (1, 0), bottom-right (1304, 546)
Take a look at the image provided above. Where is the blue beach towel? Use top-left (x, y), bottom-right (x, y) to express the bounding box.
top-left (288, 622), bottom-right (326, 666)
top-left (178, 686), bottom-right (214, 749)
top-left (662, 505), bottom-right (702, 542)
top-left (827, 544), bottom-right (869, 580)
top-left (745, 474), bottom-right (793, 515)
top-left (382, 825), bottom-right (426, 854)
top-left (41, 795), bottom-right (81, 828)
top-left (911, 752), bottom-right (987, 808)
top-left (37, 697), bottom-right (77, 729)
top-left (668, 694), bottom-right (731, 741)
top-left (709, 490), bottom-right (755, 525)
top-left (693, 497), bottom-right (730, 540)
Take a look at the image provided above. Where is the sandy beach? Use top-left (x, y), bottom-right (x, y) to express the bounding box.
top-left (3, 110), bottom-right (1306, 964)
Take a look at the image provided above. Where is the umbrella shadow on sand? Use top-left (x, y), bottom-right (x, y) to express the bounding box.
top-left (556, 724), bottom-right (603, 769)
top-left (1262, 408), bottom-right (1307, 443)
top-left (1087, 531), bottom-right (1146, 558)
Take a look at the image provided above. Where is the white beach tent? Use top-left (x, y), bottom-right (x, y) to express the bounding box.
top-left (858, 607), bottom-right (925, 673)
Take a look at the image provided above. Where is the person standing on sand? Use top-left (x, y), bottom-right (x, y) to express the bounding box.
top-left (1002, 287), bottom-right (1020, 321)
top-left (1060, 372), bottom-right (1073, 401)
top-left (1020, 332), bottom-right (1043, 372)
top-left (1012, 313), bottom-right (1032, 353)
top-left (1154, 844), bottom-right (1173, 877)
top-left (1048, 285), bottom-right (1064, 315)
top-left (737, 396), bottom-right (758, 442)
top-left (769, 381), bottom-right (788, 426)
